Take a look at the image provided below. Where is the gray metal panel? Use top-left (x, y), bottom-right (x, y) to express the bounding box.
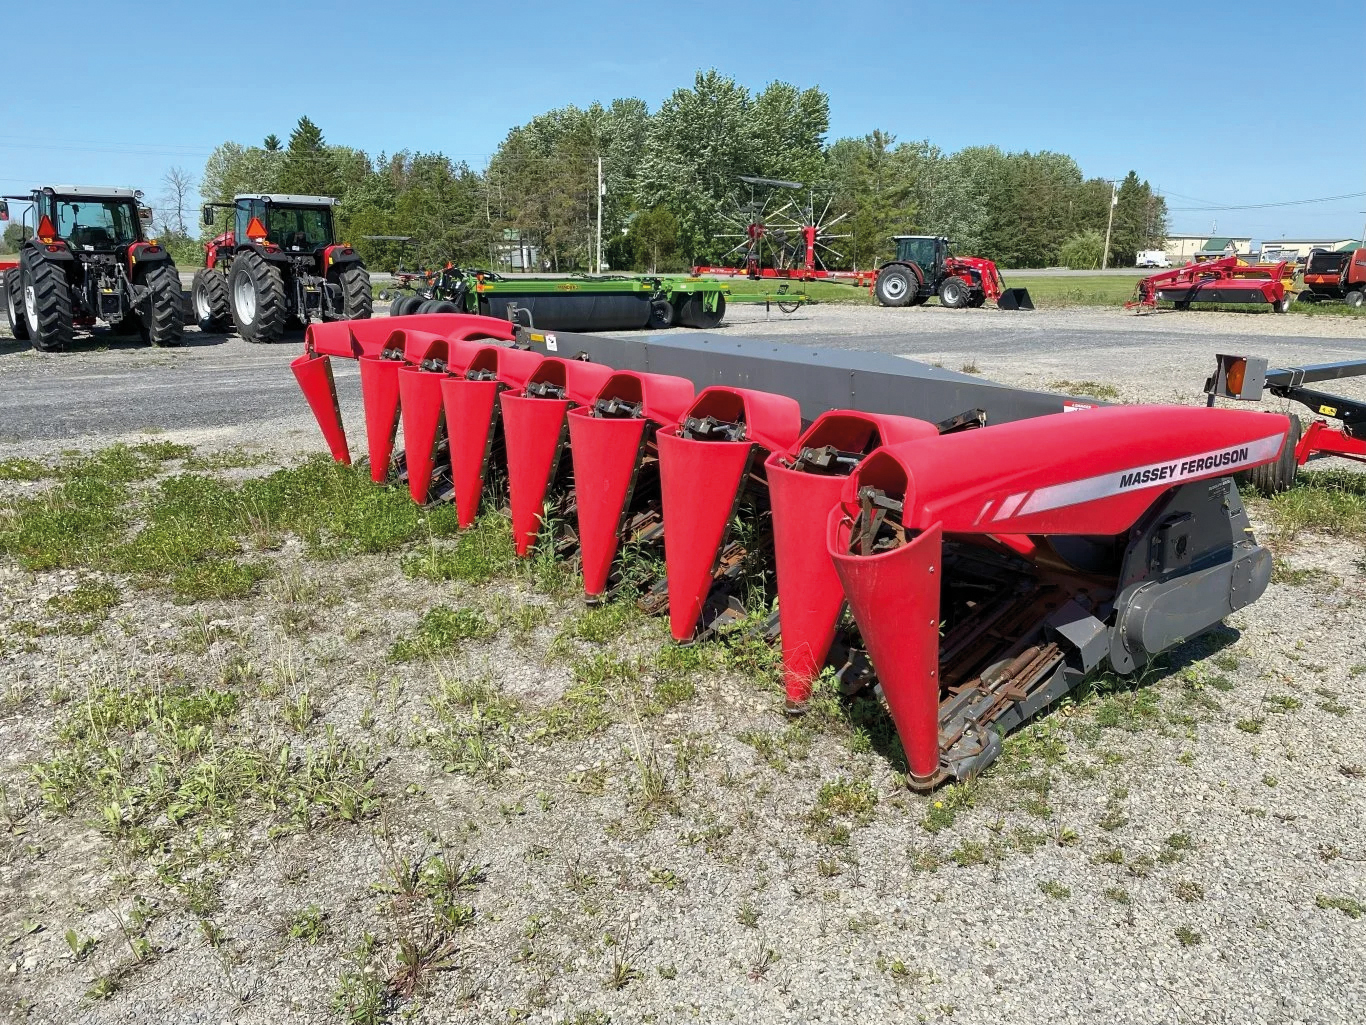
top-left (1264, 359), bottom-right (1366, 388)
top-left (528, 328), bottom-right (1092, 426)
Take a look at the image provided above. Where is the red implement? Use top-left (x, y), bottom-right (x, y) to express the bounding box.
top-left (657, 386), bottom-right (801, 640)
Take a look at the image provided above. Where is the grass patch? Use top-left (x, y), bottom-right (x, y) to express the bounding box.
top-left (1264, 470), bottom-right (1366, 541)
top-left (1048, 380), bottom-right (1121, 401)
top-left (1316, 894), bottom-right (1364, 919)
top-left (401, 512), bottom-right (517, 583)
top-left (0, 457), bottom-right (46, 481)
top-left (391, 606), bottom-right (498, 661)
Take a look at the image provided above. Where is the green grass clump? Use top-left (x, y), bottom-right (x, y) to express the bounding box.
top-left (1048, 380), bottom-right (1121, 401)
top-left (391, 606), bottom-right (498, 661)
top-left (401, 513), bottom-right (517, 583)
top-left (1265, 471), bottom-right (1366, 541)
top-left (0, 458), bottom-right (46, 481)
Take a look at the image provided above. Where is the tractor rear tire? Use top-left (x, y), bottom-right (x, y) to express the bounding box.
top-left (1237, 415), bottom-right (1301, 496)
top-left (4, 269), bottom-right (29, 341)
top-left (139, 263), bottom-right (186, 346)
top-left (191, 267), bottom-right (231, 332)
top-left (938, 276), bottom-right (970, 309)
top-left (875, 266), bottom-right (914, 307)
top-left (1345, 290), bottom-right (1365, 308)
top-left (20, 252), bottom-right (73, 352)
top-left (228, 249), bottom-right (287, 343)
top-left (677, 292), bottom-right (725, 329)
top-left (339, 264), bottom-right (372, 320)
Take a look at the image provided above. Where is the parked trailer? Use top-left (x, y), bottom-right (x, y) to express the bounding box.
top-left (1127, 255), bottom-right (1295, 313)
top-left (291, 314), bottom-right (1285, 786)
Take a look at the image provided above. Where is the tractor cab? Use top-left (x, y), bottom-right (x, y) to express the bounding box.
top-left (214, 194), bottom-right (338, 254)
top-left (892, 235), bottom-right (950, 274)
top-left (6, 186), bottom-right (153, 253)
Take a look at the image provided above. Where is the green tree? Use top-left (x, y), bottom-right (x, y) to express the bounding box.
top-left (2, 222), bottom-right (32, 253)
top-left (278, 116), bottom-right (341, 197)
top-left (1058, 229), bottom-right (1105, 269)
top-left (628, 207), bottom-right (679, 272)
top-left (1106, 171), bottom-right (1167, 268)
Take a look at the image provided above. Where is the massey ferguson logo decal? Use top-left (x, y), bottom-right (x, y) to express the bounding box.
top-left (1117, 446), bottom-right (1249, 490)
top-left (993, 434), bottom-right (1284, 521)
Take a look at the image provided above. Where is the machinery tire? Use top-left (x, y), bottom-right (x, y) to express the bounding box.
top-left (649, 299), bottom-right (674, 329)
top-left (1345, 290), bottom-right (1365, 308)
top-left (339, 263), bottom-right (372, 320)
top-left (20, 251), bottom-right (73, 352)
top-left (228, 249), bottom-right (287, 343)
top-left (938, 276), bottom-right (970, 309)
top-left (1296, 290), bottom-right (1318, 304)
top-left (1173, 300), bottom-right (1191, 311)
top-left (389, 294), bottom-right (417, 317)
top-left (677, 292), bottom-right (725, 329)
top-left (1237, 415), bottom-right (1301, 497)
top-left (191, 267), bottom-right (231, 332)
top-left (4, 269), bottom-right (29, 341)
top-left (1271, 296), bottom-right (1290, 314)
top-left (416, 299), bottom-right (439, 315)
top-left (139, 263), bottom-right (186, 347)
top-left (968, 294), bottom-right (987, 308)
top-left (426, 300), bottom-right (459, 314)
top-left (874, 265), bottom-right (914, 307)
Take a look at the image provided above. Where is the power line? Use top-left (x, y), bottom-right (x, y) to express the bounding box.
top-left (1167, 190), bottom-right (1366, 212)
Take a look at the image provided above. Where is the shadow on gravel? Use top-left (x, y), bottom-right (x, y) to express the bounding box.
top-left (0, 327), bottom-right (233, 356)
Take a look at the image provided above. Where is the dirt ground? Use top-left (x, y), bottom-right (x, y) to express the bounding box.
top-left (1, 304), bottom-right (1365, 1025)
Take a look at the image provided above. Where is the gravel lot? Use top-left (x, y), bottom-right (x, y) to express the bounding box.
top-left (1, 304), bottom-right (1364, 1025)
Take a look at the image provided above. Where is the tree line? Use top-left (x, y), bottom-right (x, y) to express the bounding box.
top-left (4, 71), bottom-right (1169, 272)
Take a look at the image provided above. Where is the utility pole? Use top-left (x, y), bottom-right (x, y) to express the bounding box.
top-left (1101, 179), bottom-right (1118, 270)
top-left (595, 157), bottom-right (604, 274)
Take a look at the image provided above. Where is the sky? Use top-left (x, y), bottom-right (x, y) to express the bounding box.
top-left (4, 0), bottom-right (1362, 244)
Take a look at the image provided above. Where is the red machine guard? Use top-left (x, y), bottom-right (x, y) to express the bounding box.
top-left (766, 411), bottom-right (939, 709)
top-left (566, 370), bottom-right (696, 598)
top-left (657, 386), bottom-right (802, 640)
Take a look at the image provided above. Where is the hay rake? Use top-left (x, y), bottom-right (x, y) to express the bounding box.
top-left (293, 314), bottom-right (1290, 786)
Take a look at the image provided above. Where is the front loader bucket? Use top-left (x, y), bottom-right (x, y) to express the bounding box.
top-left (765, 411), bottom-right (939, 710)
top-left (656, 386), bottom-right (801, 640)
top-left (997, 287), bottom-right (1034, 311)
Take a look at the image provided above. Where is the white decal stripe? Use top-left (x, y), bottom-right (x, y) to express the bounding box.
top-left (1014, 433), bottom-right (1285, 518)
top-left (993, 492), bottom-right (1026, 521)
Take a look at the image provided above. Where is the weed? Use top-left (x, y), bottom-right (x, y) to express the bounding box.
top-left (736, 900), bottom-right (760, 929)
top-left (391, 605), bottom-right (497, 661)
top-left (647, 867), bottom-right (681, 891)
top-left (288, 905), bottom-right (330, 944)
top-left (0, 457), bottom-right (46, 481)
top-left (657, 964), bottom-right (678, 980)
top-left (332, 970), bottom-right (388, 1025)
top-left (390, 926), bottom-right (458, 998)
top-left (87, 975), bottom-right (120, 1000)
top-left (401, 512), bottom-right (517, 583)
top-left (1236, 718), bottom-right (1264, 735)
top-left (1174, 926), bottom-right (1202, 947)
top-left (1038, 880), bottom-right (1071, 900)
top-left (1266, 693), bottom-right (1302, 714)
top-left (746, 937), bottom-right (780, 980)
top-left (1266, 471), bottom-right (1366, 541)
top-left (64, 928), bottom-right (97, 962)
top-left (921, 781), bottom-right (978, 834)
top-left (1315, 894), bottom-right (1364, 919)
top-left (1104, 887), bottom-right (1131, 905)
top-left (950, 840), bottom-right (987, 867)
top-left (1165, 832), bottom-right (1194, 852)
top-left (960, 361), bottom-right (981, 374)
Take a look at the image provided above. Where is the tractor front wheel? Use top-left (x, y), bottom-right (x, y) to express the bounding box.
top-left (191, 267), bottom-right (231, 332)
top-left (20, 252), bottom-right (73, 352)
top-left (228, 250), bottom-right (288, 343)
top-left (338, 263), bottom-right (372, 321)
top-left (874, 266), bottom-right (914, 307)
top-left (4, 270), bottom-right (29, 341)
top-left (139, 263), bottom-right (186, 346)
top-left (938, 276), bottom-right (970, 309)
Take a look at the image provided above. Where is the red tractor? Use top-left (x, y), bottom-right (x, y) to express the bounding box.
top-left (1, 185), bottom-right (183, 351)
top-left (191, 194), bottom-right (370, 342)
top-left (873, 235), bottom-right (1033, 310)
